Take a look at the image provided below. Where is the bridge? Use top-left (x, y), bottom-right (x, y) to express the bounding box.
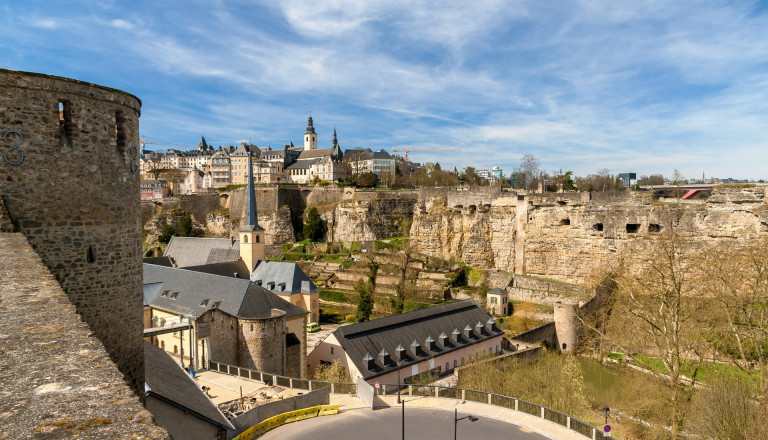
top-left (640, 184), bottom-right (714, 200)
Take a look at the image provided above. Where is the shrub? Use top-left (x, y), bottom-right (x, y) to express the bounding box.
top-left (345, 314), bottom-right (357, 323)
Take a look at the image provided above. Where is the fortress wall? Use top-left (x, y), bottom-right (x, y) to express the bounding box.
top-left (0, 232), bottom-right (168, 438)
top-left (0, 69), bottom-right (145, 393)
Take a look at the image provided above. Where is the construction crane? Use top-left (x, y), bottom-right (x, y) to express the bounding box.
top-left (140, 135), bottom-right (190, 152)
top-left (391, 145), bottom-right (460, 162)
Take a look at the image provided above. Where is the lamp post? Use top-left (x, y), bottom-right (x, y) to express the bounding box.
top-left (401, 399), bottom-right (405, 440)
top-left (397, 358), bottom-right (402, 404)
top-left (602, 406), bottom-right (610, 425)
top-left (454, 408), bottom-right (478, 440)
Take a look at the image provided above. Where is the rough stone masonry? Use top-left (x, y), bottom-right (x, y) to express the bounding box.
top-left (0, 69), bottom-right (145, 394)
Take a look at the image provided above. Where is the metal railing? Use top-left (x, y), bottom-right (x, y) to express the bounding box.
top-left (208, 361), bottom-right (611, 440)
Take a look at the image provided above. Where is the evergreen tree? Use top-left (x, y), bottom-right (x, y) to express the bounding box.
top-left (355, 278), bottom-right (373, 322)
top-left (303, 207), bottom-right (327, 241)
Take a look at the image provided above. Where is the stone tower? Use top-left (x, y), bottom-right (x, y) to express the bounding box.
top-left (554, 301), bottom-right (580, 354)
top-left (0, 69), bottom-right (144, 393)
top-left (303, 114), bottom-right (317, 151)
top-left (240, 150), bottom-right (265, 271)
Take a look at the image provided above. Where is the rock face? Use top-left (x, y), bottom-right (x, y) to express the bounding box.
top-left (412, 187), bottom-right (768, 285)
top-left (323, 190), bottom-right (418, 243)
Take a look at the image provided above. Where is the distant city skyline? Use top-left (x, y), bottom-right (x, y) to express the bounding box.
top-left (3, 1), bottom-right (768, 180)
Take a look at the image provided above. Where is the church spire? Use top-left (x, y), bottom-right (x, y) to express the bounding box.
top-left (332, 127), bottom-right (338, 148)
top-left (240, 150), bottom-right (264, 271)
top-left (241, 150), bottom-right (262, 232)
top-left (306, 114), bottom-right (316, 134)
top-left (304, 113), bottom-right (317, 150)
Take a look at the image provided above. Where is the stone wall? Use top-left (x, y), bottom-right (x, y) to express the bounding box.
top-left (230, 387), bottom-right (330, 434)
top-left (412, 187), bottom-right (768, 285)
top-left (238, 309), bottom-right (287, 375)
top-left (0, 69), bottom-right (145, 393)
top-left (0, 233), bottom-right (168, 438)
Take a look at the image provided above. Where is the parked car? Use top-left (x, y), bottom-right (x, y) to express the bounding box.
top-left (306, 322), bottom-right (321, 333)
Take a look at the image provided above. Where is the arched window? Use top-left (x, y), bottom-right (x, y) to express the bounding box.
top-left (256, 234), bottom-right (260, 243)
top-left (243, 235), bottom-right (248, 243)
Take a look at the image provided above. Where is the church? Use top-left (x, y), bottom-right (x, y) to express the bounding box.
top-left (144, 151), bottom-right (318, 378)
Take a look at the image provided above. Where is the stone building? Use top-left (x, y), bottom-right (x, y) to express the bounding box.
top-left (307, 300), bottom-right (503, 384)
top-left (486, 288), bottom-right (509, 316)
top-left (0, 68), bottom-right (145, 393)
top-left (143, 264), bottom-right (308, 377)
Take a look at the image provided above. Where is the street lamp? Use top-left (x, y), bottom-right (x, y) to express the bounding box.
top-left (397, 358), bottom-right (402, 404)
top-left (454, 408), bottom-right (478, 440)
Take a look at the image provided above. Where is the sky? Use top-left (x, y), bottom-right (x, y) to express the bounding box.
top-left (2, 1), bottom-right (768, 180)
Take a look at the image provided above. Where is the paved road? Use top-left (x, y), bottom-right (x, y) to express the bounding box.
top-left (260, 407), bottom-right (550, 440)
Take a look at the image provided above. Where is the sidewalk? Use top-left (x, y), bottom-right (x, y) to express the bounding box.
top-left (187, 368), bottom-right (593, 440)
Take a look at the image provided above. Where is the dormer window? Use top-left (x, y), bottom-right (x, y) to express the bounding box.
top-left (363, 353), bottom-right (375, 371)
top-left (200, 299), bottom-right (209, 307)
top-left (395, 344), bottom-right (406, 362)
top-left (463, 325), bottom-right (473, 340)
top-left (410, 340), bottom-right (422, 357)
top-left (451, 328), bottom-right (461, 344)
top-left (425, 336), bottom-right (436, 352)
top-left (378, 348), bottom-right (392, 367)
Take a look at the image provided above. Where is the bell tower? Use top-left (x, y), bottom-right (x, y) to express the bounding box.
top-left (240, 150), bottom-right (265, 271)
top-left (303, 114), bottom-right (317, 151)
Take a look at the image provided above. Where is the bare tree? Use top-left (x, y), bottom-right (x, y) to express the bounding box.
top-left (601, 226), bottom-right (712, 438)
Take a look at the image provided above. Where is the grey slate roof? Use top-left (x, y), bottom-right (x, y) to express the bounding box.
top-left (164, 237), bottom-right (240, 268)
top-left (185, 260), bottom-right (250, 278)
top-left (144, 341), bottom-right (234, 430)
top-left (250, 261), bottom-right (318, 295)
top-left (286, 158), bottom-right (321, 169)
top-left (143, 256), bottom-right (174, 267)
top-left (143, 282), bottom-right (164, 307)
top-left (143, 264), bottom-right (308, 319)
top-left (296, 148), bottom-right (336, 160)
top-left (372, 149), bottom-right (392, 159)
top-left (332, 300), bottom-right (502, 380)
top-left (205, 248), bottom-right (241, 264)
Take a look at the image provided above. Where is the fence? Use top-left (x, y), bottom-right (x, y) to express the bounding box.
top-left (209, 361), bottom-right (611, 440)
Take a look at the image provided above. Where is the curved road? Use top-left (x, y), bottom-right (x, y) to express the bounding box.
top-left (259, 407), bottom-right (550, 440)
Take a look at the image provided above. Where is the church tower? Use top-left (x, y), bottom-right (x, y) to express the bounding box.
top-left (240, 150), bottom-right (265, 271)
top-left (304, 114), bottom-right (317, 151)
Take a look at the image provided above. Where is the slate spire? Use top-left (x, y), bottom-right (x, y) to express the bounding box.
top-left (306, 114), bottom-right (316, 134)
top-left (332, 127), bottom-right (338, 148)
top-left (241, 150), bottom-right (263, 231)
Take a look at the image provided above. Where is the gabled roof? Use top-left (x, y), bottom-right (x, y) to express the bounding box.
top-left (286, 158), bottom-right (322, 169)
top-left (144, 256), bottom-right (174, 267)
top-left (144, 342), bottom-right (234, 430)
top-left (143, 282), bottom-right (164, 307)
top-left (185, 260), bottom-right (250, 278)
top-left (372, 149), bottom-right (393, 159)
top-left (143, 264), bottom-right (308, 319)
top-left (297, 148), bottom-right (336, 160)
top-left (164, 237), bottom-right (239, 268)
top-left (332, 300), bottom-right (502, 380)
top-left (250, 261), bottom-right (318, 295)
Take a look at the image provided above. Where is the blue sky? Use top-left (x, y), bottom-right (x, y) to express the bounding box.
top-left (3, 1), bottom-right (768, 180)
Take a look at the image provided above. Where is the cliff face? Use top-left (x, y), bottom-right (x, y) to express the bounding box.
top-left (323, 191), bottom-right (418, 243)
top-left (412, 187), bottom-right (768, 285)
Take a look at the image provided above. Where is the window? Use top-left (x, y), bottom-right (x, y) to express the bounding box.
top-left (446, 362), bottom-right (450, 371)
top-left (243, 235), bottom-right (248, 243)
top-left (330, 347), bottom-right (334, 355)
top-left (453, 360), bottom-right (457, 368)
top-left (626, 224), bottom-right (640, 233)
